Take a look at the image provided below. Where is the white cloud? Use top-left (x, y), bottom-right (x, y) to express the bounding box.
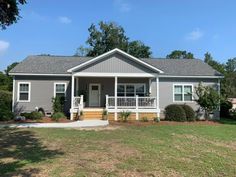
top-left (0, 40), bottom-right (10, 55)
top-left (58, 16), bottom-right (72, 24)
top-left (114, 0), bottom-right (131, 12)
top-left (186, 28), bottom-right (204, 41)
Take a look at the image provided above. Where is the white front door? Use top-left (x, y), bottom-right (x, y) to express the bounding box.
top-left (89, 84), bottom-right (101, 107)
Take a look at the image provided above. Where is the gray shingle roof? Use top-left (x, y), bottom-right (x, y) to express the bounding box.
top-left (10, 55), bottom-right (222, 76)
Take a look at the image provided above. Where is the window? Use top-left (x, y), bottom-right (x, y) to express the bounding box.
top-left (18, 82), bottom-right (30, 102)
top-left (54, 83), bottom-right (66, 98)
top-left (117, 84), bottom-right (146, 97)
top-left (174, 84), bottom-right (193, 102)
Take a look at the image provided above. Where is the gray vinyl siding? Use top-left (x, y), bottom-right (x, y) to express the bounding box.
top-left (159, 78), bottom-right (219, 112)
top-left (14, 76), bottom-right (71, 114)
top-left (76, 53), bottom-right (156, 74)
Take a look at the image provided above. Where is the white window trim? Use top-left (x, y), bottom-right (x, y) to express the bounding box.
top-left (173, 84), bottom-right (194, 102)
top-left (54, 82), bottom-right (67, 98)
top-left (117, 83), bottom-right (146, 96)
top-left (17, 82), bottom-right (31, 102)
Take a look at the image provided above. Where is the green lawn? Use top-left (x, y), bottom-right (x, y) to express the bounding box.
top-left (0, 121), bottom-right (236, 177)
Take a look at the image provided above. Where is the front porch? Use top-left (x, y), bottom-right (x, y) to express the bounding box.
top-left (70, 76), bottom-right (160, 120)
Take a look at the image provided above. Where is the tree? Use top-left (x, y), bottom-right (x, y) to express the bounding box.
top-left (86, 21), bottom-right (129, 57)
top-left (0, 0), bottom-right (27, 29)
top-left (204, 52), bottom-right (213, 63)
top-left (166, 50), bottom-right (194, 59)
top-left (127, 40), bottom-right (152, 58)
top-left (75, 45), bottom-right (91, 57)
top-left (5, 62), bottom-right (19, 76)
top-left (84, 21), bottom-right (152, 58)
top-left (225, 58), bottom-right (236, 73)
top-left (195, 83), bottom-right (221, 119)
top-left (204, 52), bottom-right (225, 74)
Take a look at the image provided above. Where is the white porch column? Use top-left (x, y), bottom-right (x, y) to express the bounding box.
top-left (114, 76), bottom-right (118, 121)
top-left (149, 78), bottom-right (152, 94)
top-left (75, 77), bottom-right (79, 96)
top-left (70, 74), bottom-right (75, 120)
top-left (12, 76), bottom-right (15, 112)
top-left (156, 77), bottom-right (160, 117)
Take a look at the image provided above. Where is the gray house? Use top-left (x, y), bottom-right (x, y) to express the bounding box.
top-left (9, 48), bottom-right (223, 120)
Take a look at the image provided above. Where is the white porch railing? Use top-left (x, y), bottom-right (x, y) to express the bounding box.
top-left (106, 95), bottom-right (156, 110)
top-left (73, 95), bottom-right (84, 110)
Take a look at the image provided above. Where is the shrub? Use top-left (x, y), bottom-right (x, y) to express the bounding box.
top-left (220, 101), bottom-right (232, 118)
top-left (20, 112), bottom-right (31, 119)
top-left (0, 90), bottom-right (13, 121)
top-left (29, 111), bottom-right (43, 120)
top-left (52, 96), bottom-right (65, 113)
top-left (38, 107), bottom-right (45, 116)
top-left (119, 111), bottom-right (131, 122)
top-left (165, 104), bottom-right (186, 122)
top-left (229, 109), bottom-right (236, 120)
top-left (140, 117), bottom-right (149, 122)
top-left (52, 112), bottom-right (65, 121)
top-left (153, 117), bottom-right (160, 122)
top-left (102, 109), bottom-right (108, 120)
top-left (181, 104), bottom-right (195, 121)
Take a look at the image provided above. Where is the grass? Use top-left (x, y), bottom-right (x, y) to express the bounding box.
top-left (0, 121), bottom-right (236, 176)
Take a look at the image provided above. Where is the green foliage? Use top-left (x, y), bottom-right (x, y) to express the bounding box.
top-left (119, 111), bottom-right (131, 122)
top-left (229, 109), bottom-right (236, 120)
top-left (29, 111), bottom-right (43, 120)
top-left (204, 53), bottom-right (225, 74)
top-left (0, 90), bottom-right (13, 121)
top-left (84, 21), bottom-right (151, 58)
top-left (20, 112), bottom-right (31, 119)
top-left (0, 0), bottom-right (27, 30)
top-left (127, 40), bottom-right (152, 58)
top-left (221, 72), bottom-right (236, 98)
top-left (165, 104), bottom-right (187, 122)
top-left (140, 117), bottom-right (149, 122)
top-left (52, 96), bottom-right (65, 113)
top-left (220, 101), bottom-right (232, 118)
top-left (225, 58), bottom-right (236, 73)
top-left (153, 117), bottom-right (160, 122)
top-left (5, 62), bottom-right (19, 76)
top-left (52, 112), bottom-right (65, 121)
top-left (181, 104), bottom-right (195, 121)
top-left (166, 50), bottom-right (194, 59)
top-left (195, 83), bottom-right (221, 119)
top-left (75, 45), bottom-right (91, 57)
top-left (102, 109), bottom-right (108, 120)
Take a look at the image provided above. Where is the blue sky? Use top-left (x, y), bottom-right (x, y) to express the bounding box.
top-left (1, 0), bottom-right (236, 71)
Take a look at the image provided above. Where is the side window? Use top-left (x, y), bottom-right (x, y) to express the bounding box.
top-left (18, 82), bottom-right (30, 102)
top-left (54, 83), bottom-right (66, 98)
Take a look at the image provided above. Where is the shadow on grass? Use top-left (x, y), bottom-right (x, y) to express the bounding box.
top-left (217, 118), bottom-right (236, 125)
top-left (0, 128), bottom-right (64, 176)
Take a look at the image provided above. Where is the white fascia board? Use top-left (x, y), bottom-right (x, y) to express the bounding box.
top-left (73, 72), bottom-right (157, 77)
top-left (159, 75), bottom-right (224, 79)
top-left (9, 73), bottom-right (71, 76)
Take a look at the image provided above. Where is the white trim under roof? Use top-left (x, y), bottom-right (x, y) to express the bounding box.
top-left (67, 48), bottom-right (164, 73)
top-left (159, 75), bottom-right (224, 79)
top-left (73, 72), bottom-right (157, 77)
top-left (9, 73), bottom-right (71, 76)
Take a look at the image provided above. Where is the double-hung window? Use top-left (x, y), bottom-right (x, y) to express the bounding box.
top-left (117, 84), bottom-right (146, 97)
top-left (54, 83), bottom-right (66, 98)
top-left (174, 84), bottom-right (193, 102)
top-left (18, 82), bottom-right (30, 102)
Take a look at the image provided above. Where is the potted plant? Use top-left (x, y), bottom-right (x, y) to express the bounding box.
top-left (79, 110), bottom-right (84, 120)
top-left (102, 109), bottom-right (108, 120)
